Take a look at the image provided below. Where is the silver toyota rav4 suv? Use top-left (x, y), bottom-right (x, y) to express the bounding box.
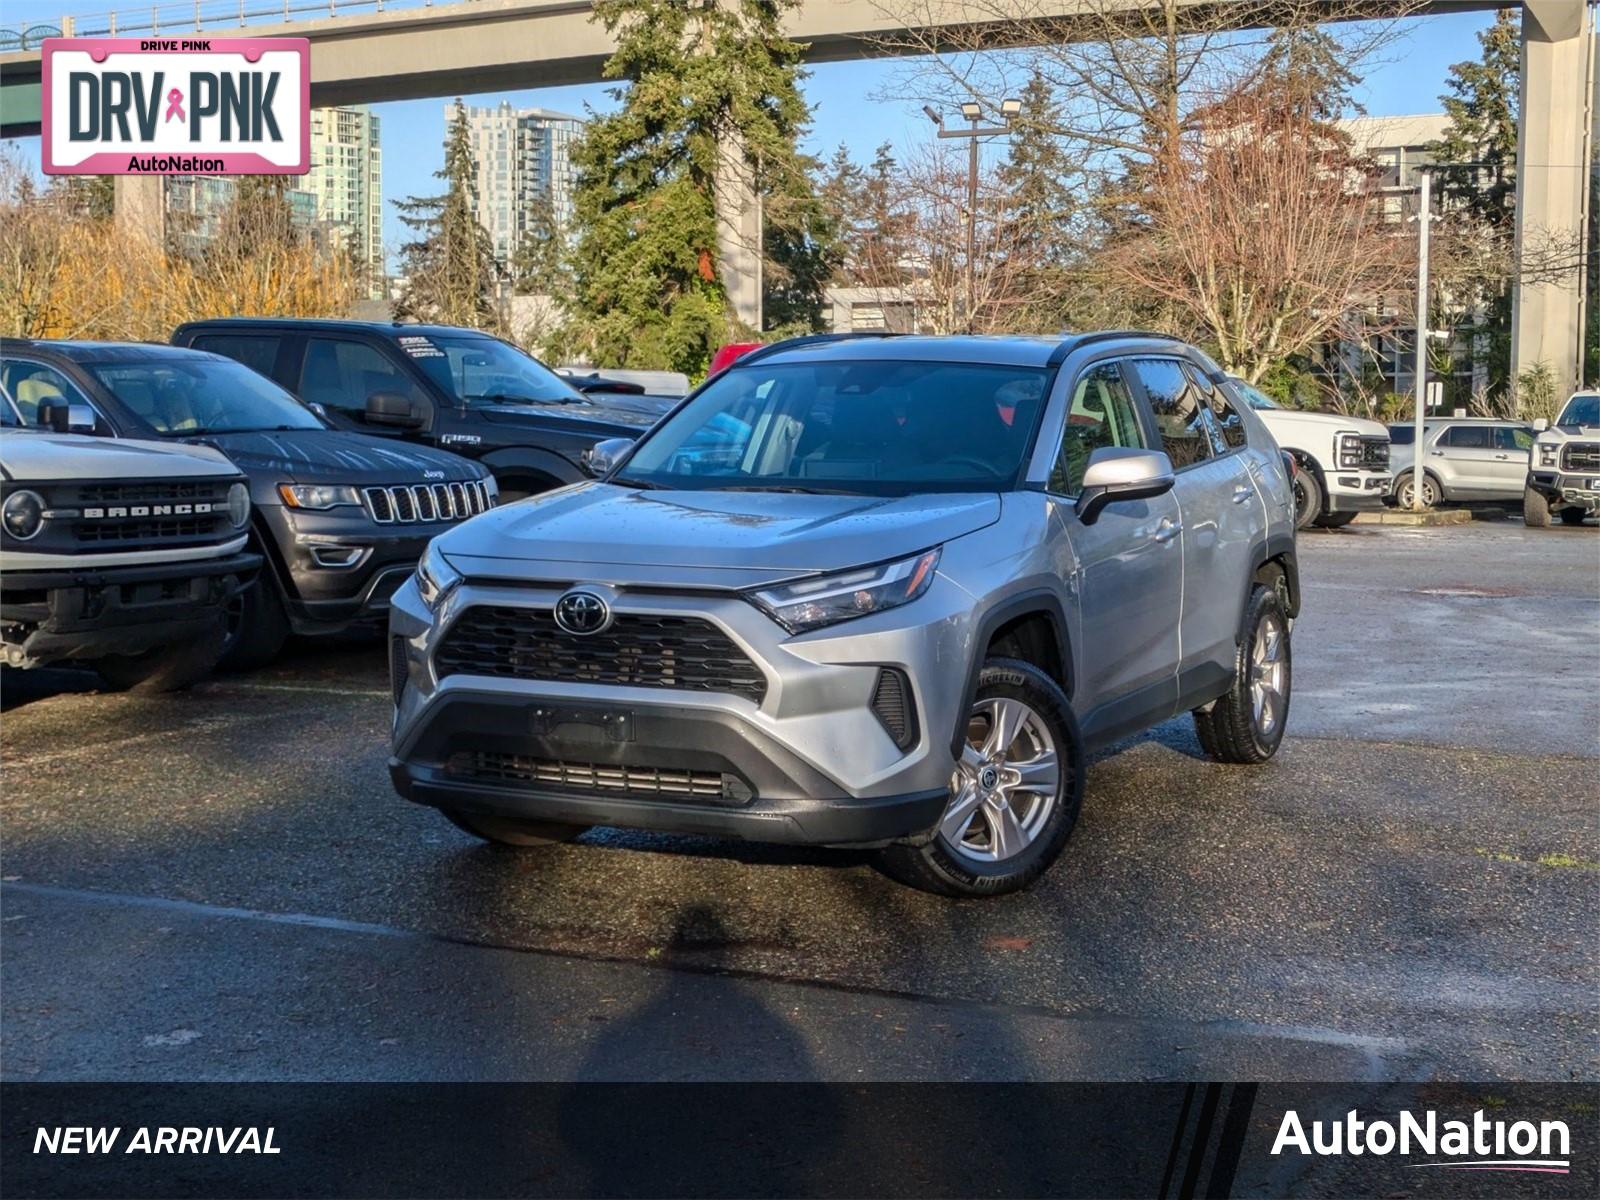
top-left (389, 333), bottom-right (1300, 896)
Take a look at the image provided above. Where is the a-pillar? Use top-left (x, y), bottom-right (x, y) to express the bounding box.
top-left (1511, 0), bottom-right (1595, 404)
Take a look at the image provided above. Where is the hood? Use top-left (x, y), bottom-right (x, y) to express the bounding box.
top-left (476, 401), bottom-right (655, 434)
top-left (1257, 408), bottom-right (1389, 438)
top-left (192, 429), bottom-right (483, 486)
top-left (0, 432), bottom-right (238, 483)
top-left (438, 482), bottom-right (1001, 588)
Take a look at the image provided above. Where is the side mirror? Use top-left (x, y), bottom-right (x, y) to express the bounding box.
top-left (1075, 447), bottom-right (1175, 526)
top-left (581, 436), bottom-right (636, 477)
top-left (38, 400), bottom-right (100, 435)
top-left (365, 391), bottom-right (423, 428)
top-left (1532, 418), bottom-right (1550, 433)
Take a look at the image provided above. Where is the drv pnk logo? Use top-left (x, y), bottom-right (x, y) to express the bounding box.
top-left (42, 38), bottom-right (309, 176)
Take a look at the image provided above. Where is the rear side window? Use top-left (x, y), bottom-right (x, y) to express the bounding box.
top-left (1050, 361), bottom-right (1145, 495)
top-left (1493, 425), bottom-right (1533, 451)
top-left (1442, 425), bottom-right (1489, 449)
top-left (299, 338), bottom-right (424, 416)
top-left (1132, 358), bottom-right (1212, 470)
top-left (187, 334), bottom-right (282, 381)
top-left (1389, 425), bottom-right (1415, 445)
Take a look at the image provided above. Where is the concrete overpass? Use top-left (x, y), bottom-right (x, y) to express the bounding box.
top-left (0, 0), bottom-right (1592, 398)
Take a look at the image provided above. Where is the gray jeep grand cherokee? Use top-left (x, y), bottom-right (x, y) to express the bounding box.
top-left (389, 332), bottom-right (1300, 896)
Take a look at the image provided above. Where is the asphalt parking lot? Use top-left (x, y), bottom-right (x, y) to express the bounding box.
top-left (2, 519), bottom-right (1596, 1084)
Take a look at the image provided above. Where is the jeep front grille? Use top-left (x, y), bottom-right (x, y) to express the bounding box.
top-left (445, 750), bottom-right (741, 800)
top-left (1562, 443), bottom-right (1600, 473)
top-left (435, 606), bottom-right (768, 704)
top-left (364, 480), bottom-right (493, 525)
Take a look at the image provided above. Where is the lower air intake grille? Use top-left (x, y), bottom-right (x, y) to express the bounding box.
top-left (445, 751), bottom-right (746, 801)
top-left (870, 668), bottom-right (918, 750)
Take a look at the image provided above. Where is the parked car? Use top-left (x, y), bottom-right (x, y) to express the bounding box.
top-left (1386, 417), bottom-right (1535, 508)
top-left (1525, 392), bottom-right (1600, 526)
top-left (0, 340), bottom-right (496, 669)
top-left (389, 331), bottom-right (1300, 897)
top-left (1227, 377), bottom-right (1390, 529)
top-left (0, 382), bottom-right (258, 691)
top-left (171, 319), bottom-right (658, 500)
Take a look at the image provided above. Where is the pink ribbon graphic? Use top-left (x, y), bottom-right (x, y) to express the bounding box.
top-left (164, 88), bottom-right (185, 123)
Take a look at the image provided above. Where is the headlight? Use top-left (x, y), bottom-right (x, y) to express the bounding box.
top-left (415, 541), bottom-right (461, 612)
top-left (227, 482), bottom-right (250, 528)
top-left (277, 483), bottom-right (362, 511)
top-left (1336, 432), bottom-right (1362, 469)
top-left (2, 489), bottom-right (44, 541)
top-left (747, 547), bottom-right (941, 634)
top-left (1539, 444), bottom-right (1558, 467)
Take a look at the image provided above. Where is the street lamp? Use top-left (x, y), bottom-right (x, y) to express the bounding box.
top-left (924, 97), bottom-right (1021, 332)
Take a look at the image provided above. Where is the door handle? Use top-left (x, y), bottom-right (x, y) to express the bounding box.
top-left (1153, 518), bottom-right (1182, 543)
top-left (1430, 450), bottom-right (1445, 456)
top-left (1231, 484), bottom-right (1253, 504)
top-left (1494, 453), bottom-right (1509, 460)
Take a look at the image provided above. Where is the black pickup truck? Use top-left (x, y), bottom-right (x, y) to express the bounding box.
top-left (172, 319), bottom-right (659, 500)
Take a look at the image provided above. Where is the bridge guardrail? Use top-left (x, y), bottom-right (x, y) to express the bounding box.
top-left (0, 0), bottom-right (455, 46)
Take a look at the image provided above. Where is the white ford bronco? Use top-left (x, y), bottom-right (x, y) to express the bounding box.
top-left (1525, 392), bottom-right (1600, 527)
top-left (1, 390), bottom-right (259, 691)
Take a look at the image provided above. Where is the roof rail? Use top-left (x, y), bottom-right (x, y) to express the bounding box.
top-left (1045, 329), bottom-right (1182, 366)
top-left (731, 330), bottom-right (905, 369)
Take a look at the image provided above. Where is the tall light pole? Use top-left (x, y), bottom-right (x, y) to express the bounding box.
top-left (1411, 167), bottom-right (1431, 512)
top-left (924, 96), bottom-right (1021, 333)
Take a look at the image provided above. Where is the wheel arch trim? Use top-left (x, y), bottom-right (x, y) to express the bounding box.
top-left (949, 588), bottom-right (1074, 759)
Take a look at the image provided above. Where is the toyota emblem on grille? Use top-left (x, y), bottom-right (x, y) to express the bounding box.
top-left (554, 589), bottom-right (611, 636)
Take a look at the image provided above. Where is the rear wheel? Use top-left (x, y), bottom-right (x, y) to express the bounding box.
top-left (878, 659), bottom-right (1084, 897)
top-left (97, 622), bottom-right (226, 694)
top-left (1558, 507), bottom-right (1588, 526)
top-left (441, 808), bottom-right (590, 847)
top-left (1394, 472), bottom-right (1439, 510)
top-left (1290, 468), bottom-right (1323, 530)
top-left (1193, 585), bottom-right (1291, 765)
top-left (1523, 487), bottom-right (1552, 528)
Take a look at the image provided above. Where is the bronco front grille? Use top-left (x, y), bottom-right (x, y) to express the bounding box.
top-left (364, 480), bottom-right (493, 525)
top-left (64, 478), bottom-right (234, 548)
top-left (1562, 443), bottom-right (1600, 473)
top-left (446, 750), bottom-right (739, 800)
top-left (435, 606), bottom-right (768, 703)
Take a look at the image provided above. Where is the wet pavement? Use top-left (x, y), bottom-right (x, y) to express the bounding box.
top-left (2, 519), bottom-right (1596, 1082)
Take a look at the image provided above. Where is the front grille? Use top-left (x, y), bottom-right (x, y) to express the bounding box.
top-left (63, 477), bottom-right (234, 549)
top-left (870, 668), bottom-right (918, 750)
top-left (1359, 437), bottom-right (1389, 469)
top-left (364, 480), bottom-right (493, 525)
top-left (435, 606), bottom-right (768, 704)
top-left (1562, 443), bottom-right (1600, 473)
top-left (446, 750), bottom-right (739, 800)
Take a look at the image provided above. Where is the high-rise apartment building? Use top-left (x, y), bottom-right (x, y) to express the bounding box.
top-left (304, 106), bottom-right (384, 298)
top-left (451, 101), bottom-right (583, 268)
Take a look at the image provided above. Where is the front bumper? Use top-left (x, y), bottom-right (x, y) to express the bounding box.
top-left (388, 573), bottom-right (979, 846)
top-left (1527, 470), bottom-right (1600, 510)
top-left (1327, 471), bottom-right (1391, 512)
top-left (0, 550), bottom-right (260, 668)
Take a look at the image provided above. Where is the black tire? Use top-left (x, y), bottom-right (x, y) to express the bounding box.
top-left (220, 575), bottom-right (290, 671)
top-left (442, 808), bottom-right (590, 847)
top-left (1290, 466), bottom-right (1323, 530)
top-left (1558, 507), bottom-right (1587, 526)
top-left (1523, 487), bottom-right (1552, 528)
top-left (878, 658), bottom-right (1085, 898)
top-left (1394, 471), bottom-right (1439, 510)
top-left (1192, 585), bottom-right (1291, 765)
top-left (1312, 511), bottom-right (1358, 529)
top-left (97, 621), bottom-right (226, 694)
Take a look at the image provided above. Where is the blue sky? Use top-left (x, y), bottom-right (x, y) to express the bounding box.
top-left (5, 1), bottom-right (1494, 261)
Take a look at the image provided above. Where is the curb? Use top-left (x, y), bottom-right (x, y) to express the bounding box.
top-left (1352, 508), bottom-right (1474, 526)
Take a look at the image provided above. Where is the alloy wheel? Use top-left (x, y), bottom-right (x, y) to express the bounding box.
top-left (940, 697), bottom-right (1062, 863)
top-left (1249, 613), bottom-right (1287, 738)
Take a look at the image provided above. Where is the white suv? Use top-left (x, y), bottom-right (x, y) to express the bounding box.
top-left (1525, 392), bottom-right (1600, 527)
top-left (1227, 378), bottom-right (1390, 529)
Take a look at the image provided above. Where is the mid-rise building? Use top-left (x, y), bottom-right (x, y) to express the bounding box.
top-left (451, 100), bottom-right (583, 267)
top-left (304, 106), bottom-right (384, 298)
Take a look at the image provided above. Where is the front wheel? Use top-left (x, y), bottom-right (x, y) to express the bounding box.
top-left (1290, 468), bottom-right (1323, 530)
top-left (1193, 585), bottom-right (1291, 765)
top-left (220, 575), bottom-right (290, 671)
top-left (878, 659), bottom-right (1085, 897)
top-left (1313, 511), bottom-right (1358, 529)
top-left (97, 622), bottom-right (226, 694)
top-left (1523, 487), bottom-right (1552, 528)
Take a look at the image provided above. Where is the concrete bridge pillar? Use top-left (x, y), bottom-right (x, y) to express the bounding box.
top-left (113, 175), bottom-right (166, 246)
top-left (715, 132), bottom-right (763, 333)
top-left (1511, 0), bottom-right (1595, 405)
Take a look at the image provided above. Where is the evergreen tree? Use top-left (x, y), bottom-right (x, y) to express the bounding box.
top-left (853, 142), bottom-right (913, 289)
top-left (763, 148), bottom-right (840, 336)
top-left (567, 0), bottom-right (825, 374)
top-left (512, 191), bottom-right (566, 296)
top-left (393, 102), bottom-right (501, 329)
top-left (997, 73), bottom-right (1080, 329)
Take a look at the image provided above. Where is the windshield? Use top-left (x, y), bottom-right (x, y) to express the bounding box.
top-left (87, 357), bottom-right (325, 435)
top-left (614, 359), bottom-right (1051, 495)
top-left (1229, 378), bottom-right (1279, 410)
top-left (404, 334), bottom-right (584, 407)
top-left (1556, 393), bottom-right (1600, 427)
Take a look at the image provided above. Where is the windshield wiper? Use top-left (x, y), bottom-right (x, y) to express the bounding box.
top-left (702, 484), bottom-right (863, 496)
top-left (473, 392), bottom-right (585, 406)
top-left (610, 476), bottom-right (679, 491)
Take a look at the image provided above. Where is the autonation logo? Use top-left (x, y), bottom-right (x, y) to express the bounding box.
top-left (1272, 1108), bottom-right (1571, 1174)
